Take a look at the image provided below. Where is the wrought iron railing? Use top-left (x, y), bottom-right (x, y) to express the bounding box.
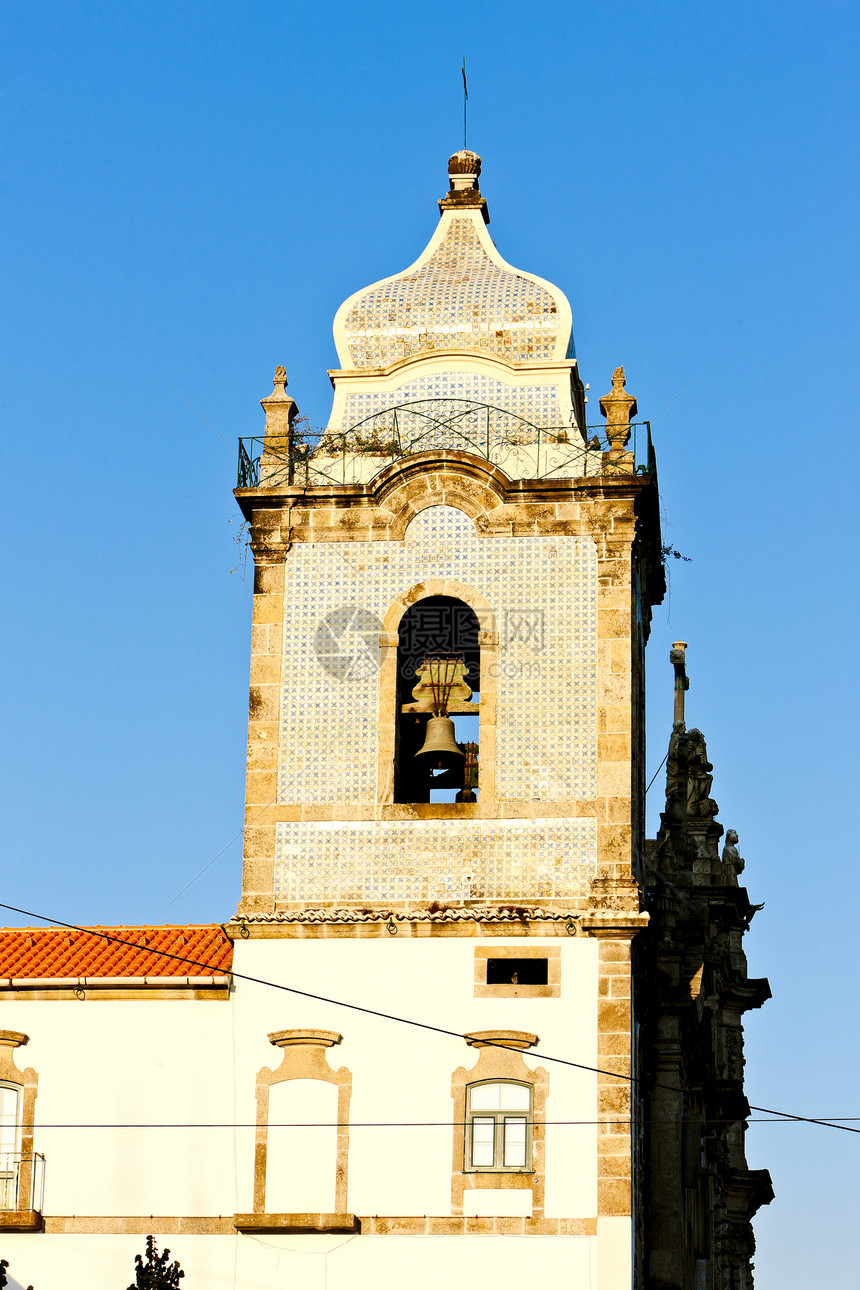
top-left (0, 1152), bottom-right (45, 1213)
top-left (236, 398), bottom-right (654, 489)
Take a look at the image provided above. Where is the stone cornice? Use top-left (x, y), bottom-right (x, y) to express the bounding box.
top-left (236, 449), bottom-right (656, 523)
top-left (327, 350), bottom-right (579, 385)
top-left (230, 904), bottom-right (572, 929)
top-left (226, 905), bottom-right (650, 940)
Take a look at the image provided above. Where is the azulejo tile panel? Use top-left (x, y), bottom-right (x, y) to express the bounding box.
top-left (274, 818), bottom-right (597, 904)
top-left (336, 371), bottom-right (565, 441)
top-left (342, 217), bottom-right (563, 368)
top-left (278, 506), bottom-right (597, 804)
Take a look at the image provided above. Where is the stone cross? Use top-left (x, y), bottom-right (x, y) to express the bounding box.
top-left (670, 640), bottom-right (689, 727)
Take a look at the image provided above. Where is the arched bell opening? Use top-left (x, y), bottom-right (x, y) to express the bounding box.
top-left (394, 595), bottom-right (480, 804)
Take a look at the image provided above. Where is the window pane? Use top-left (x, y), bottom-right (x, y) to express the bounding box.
top-left (471, 1117), bottom-right (496, 1167)
top-left (499, 1084), bottom-right (531, 1111)
top-left (469, 1083), bottom-right (502, 1111)
top-left (503, 1117), bottom-right (527, 1167)
top-left (0, 1086), bottom-right (19, 1156)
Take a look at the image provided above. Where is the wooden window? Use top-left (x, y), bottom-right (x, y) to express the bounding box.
top-left (465, 1081), bottom-right (532, 1172)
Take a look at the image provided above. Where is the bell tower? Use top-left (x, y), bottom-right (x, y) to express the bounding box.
top-left (230, 150), bottom-right (665, 1287)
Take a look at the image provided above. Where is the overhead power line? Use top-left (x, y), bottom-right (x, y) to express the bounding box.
top-left (17, 1117), bottom-right (860, 1131)
top-left (0, 899), bottom-right (856, 1138)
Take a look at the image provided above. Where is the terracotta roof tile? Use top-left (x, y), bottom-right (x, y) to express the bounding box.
top-left (0, 925), bottom-right (232, 979)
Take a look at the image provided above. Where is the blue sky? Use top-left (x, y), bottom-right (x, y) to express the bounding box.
top-left (1, 2), bottom-right (858, 1284)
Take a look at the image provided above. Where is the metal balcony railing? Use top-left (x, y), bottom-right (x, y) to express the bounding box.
top-left (236, 399), bottom-right (655, 489)
top-left (0, 1152), bottom-right (46, 1214)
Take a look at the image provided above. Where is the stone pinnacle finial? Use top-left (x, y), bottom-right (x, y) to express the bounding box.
top-left (260, 364), bottom-right (297, 443)
top-left (447, 149), bottom-right (482, 190)
top-left (599, 366), bottom-right (638, 451)
top-left (439, 150), bottom-right (489, 222)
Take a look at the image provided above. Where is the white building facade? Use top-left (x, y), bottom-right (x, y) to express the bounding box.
top-left (0, 151), bottom-right (667, 1289)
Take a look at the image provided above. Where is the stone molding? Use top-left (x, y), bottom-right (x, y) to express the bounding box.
top-left (474, 945), bottom-right (562, 999)
top-left (227, 908), bottom-right (648, 940)
top-left (0, 1030), bottom-right (39, 1218)
top-left (252, 1029), bottom-right (352, 1216)
top-left (450, 1039), bottom-right (549, 1217)
top-left (231, 906), bottom-right (573, 926)
top-left (463, 1030), bottom-right (539, 1050)
top-left (235, 1212), bottom-right (358, 1233)
top-left (42, 1213), bottom-right (598, 1237)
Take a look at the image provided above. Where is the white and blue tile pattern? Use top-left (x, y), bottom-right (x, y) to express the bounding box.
top-left (274, 817), bottom-right (597, 904)
top-left (277, 506), bottom-right (597, 806)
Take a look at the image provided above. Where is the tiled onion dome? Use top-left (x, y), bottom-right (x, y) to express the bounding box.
top-left (338, 147), bottom-right (571, 372)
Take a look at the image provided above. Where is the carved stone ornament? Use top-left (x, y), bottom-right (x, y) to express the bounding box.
top-left (439, 149), bottom-right (489, 219)
top-left (686, 728), bottom-right (720, 819)
top-left (598, 366), bottom-right (638, 450)
top-left (722, 829), bottom-right (745, 874)
top-left (260, 364), bottom-right (297, 445)
top-left (447, 149), bottom-right (482, 189)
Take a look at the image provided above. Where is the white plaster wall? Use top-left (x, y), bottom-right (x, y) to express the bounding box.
top-left (230, 936), bottom-right (599, 1220)
top-left (597, 1217), bottom-right (633, 1290)
top-left (324, 1233), bottom-right (595, 1290)
top-left (0, 997), bottom-right (234, 1217)
top-left (266, 1080), bottom-right (338, 1213)
top-left (0, 933), bottom-right (638, 1289)
top-left (0, 1231), bottom-right (602, 1290)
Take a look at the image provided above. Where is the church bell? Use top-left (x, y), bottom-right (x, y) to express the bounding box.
top-left (414, 715), bottom-right (465, 769)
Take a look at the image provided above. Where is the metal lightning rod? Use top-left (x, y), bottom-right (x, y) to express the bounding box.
top-left (462, 58), bottom-right (468, 151)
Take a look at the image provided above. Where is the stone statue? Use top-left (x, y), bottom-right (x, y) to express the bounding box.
top-left (686, 728), bottom-right (719, 819)
top-left (722, 829), bottom-right (744, 874)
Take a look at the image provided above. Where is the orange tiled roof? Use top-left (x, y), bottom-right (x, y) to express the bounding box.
top-left (0, 925), bottom-right (232, 979)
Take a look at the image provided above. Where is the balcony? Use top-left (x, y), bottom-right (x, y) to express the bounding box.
top-left (236, 400), bottom-right (655, 489)
top-left (0, 1153), bottom-right (45, 1231)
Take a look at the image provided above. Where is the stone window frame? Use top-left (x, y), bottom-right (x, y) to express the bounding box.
top-left (250, 1029), bottom-right (352, 1217)
top-left (451, 1030), bottom-right (548, 1217)
top-left (0, 1031), bottom-right (40, 1229)
top-left (474, 945), bottom-right (561, 999)
top-left (465, 1079), bottom-right (533, 1173)
top-left (379, 575), bottom-right (499, 807)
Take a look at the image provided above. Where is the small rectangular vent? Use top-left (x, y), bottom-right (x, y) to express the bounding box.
top-left (486, 958), bottom-right (548, 986)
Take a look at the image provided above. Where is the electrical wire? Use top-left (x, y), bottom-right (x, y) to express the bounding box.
top-left (0, 899), bottom-right (856, 1138)
top-left (644, 749), bottom-right (670, 795)
top-left (15, 1118), bottom-right (860, 1130)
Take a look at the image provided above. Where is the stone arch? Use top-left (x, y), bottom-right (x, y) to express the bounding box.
top-left (369, 456), bottom-right (512, 540)
top-left (381, 577), bottom-right (497, 638)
